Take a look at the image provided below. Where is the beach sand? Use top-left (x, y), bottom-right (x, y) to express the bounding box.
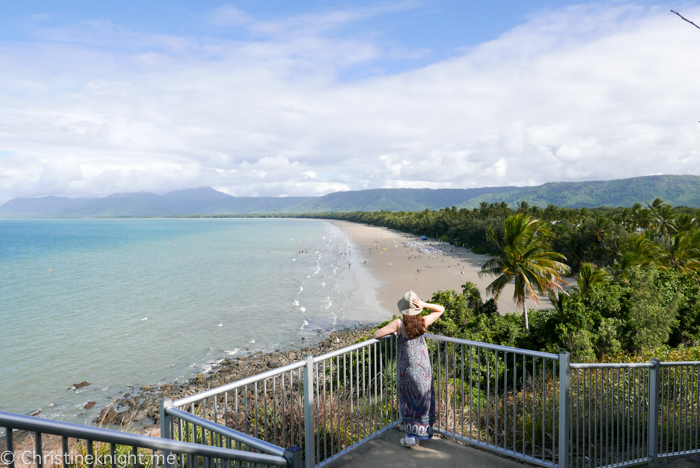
top-left (327, 219), bottom-right (554, 320)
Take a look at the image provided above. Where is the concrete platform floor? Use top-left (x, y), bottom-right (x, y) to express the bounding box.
top-left (322, 428), bottom-right (700, 468)
top-left (323, 428), bottom-right (530, 468)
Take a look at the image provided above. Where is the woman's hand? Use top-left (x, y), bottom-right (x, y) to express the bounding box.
top-left (413, 297), bottom-right (445, 316)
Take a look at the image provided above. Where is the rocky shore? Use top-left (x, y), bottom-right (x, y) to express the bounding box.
top-left (97, 325), bottom-right (378, 432)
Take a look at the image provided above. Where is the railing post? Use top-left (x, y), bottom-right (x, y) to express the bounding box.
top-left (303, 355), bottom-right (315, 468)
top-left (558, 352), bottom-right (570, 468)
top-left (283, 446), bottom-right (302, 468)
top-left (159, 398), bottom-right (175, 468)
top-left (648, 359), bottom-right (660, 467)
top-left (6, 427), bottom-right (15, 468)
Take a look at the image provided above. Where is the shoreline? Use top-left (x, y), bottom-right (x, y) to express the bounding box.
top-left (325, 219), bottom-right (552, 315)
top-left (95, 325), bottom-right (378, 431)
top-left (17, 218), bottom-right (551, 434)
top-left (94, 219), bottom-right (552, 433)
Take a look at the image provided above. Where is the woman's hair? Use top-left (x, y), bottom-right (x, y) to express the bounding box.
top-left (403, 314), bottom-right (426, 339)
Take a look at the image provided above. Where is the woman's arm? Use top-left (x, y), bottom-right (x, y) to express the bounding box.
top-left (414, 297), bottom-right (444, 328)
top-left (373, 318), bottom-right (401, 339)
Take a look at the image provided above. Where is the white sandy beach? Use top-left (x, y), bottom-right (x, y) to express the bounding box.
top-left (327, 219), bottom-right (554, 321)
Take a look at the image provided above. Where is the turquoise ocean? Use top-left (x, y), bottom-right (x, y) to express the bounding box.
top-left (0, 218), bottom-right (382, 423)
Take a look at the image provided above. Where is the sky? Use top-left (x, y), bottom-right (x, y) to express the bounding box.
top-left (1, 0), bottom-right (699, 202)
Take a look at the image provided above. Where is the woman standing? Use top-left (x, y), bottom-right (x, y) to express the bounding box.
top-left (373, 291), bottom-right (445, 447)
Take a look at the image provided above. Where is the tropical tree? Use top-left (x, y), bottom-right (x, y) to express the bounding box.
top-left (479, 214), bottom-right (571, 331)
top-left (651, 203), bottom-right (677, 238)
top-left (675, 213), bottom-right (698, 233)
top-left (661, 232), bottom-right (700, 274)
top-left (576, 262), bottom-right (612, 295)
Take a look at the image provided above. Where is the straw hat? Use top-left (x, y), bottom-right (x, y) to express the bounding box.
top-left (397, 290), bottom-right (423, 316)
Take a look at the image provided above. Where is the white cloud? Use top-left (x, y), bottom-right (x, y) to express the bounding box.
top-left (208, 5), bottom-right (255, 27)
top-left (0, 3), bottom-right (699, 203)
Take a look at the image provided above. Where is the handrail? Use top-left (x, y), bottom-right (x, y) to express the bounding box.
top-left (172, 359), bottom-right (306, 407)
top-left (659, 361), bottom-right (700, 367)
top-left (425, 333), bottom-right (560, 360)
top-left (314, 334), bottom-right (394, 362)
top-left (571, 362), bottom-right (654, 369)
top-left (165, 407), bottom-right (285, 457)
top-left (0, 411), bottom-right (289, 467)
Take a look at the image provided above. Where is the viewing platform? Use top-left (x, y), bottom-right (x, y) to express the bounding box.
top-left (2, 333), bottom-right (700, 468)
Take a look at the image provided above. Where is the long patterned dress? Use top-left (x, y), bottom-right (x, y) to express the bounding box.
top-left (397, 333), bottom-right (435, 440)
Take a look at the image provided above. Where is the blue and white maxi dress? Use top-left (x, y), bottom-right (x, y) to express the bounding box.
top-left (397, 333), bottom-right (435, 440)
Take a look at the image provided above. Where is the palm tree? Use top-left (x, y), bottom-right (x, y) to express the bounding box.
top-left (588, 214), bottom-right (610, 243)
top-left (651, 204), bottom-right (677, 238)
top-left (577, 262), bottom-right (611, 295)
top-left (660, 232), bottom-right (700, 274)
top-left (675, 214), bottom-right (698, 233)
top-left (479, 214), bottom-right (571, 331)
top-left (517, 201), bottom-right (531, 213)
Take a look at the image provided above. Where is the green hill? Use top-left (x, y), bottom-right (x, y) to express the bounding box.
top-left (2, 175), bottom-right (699, 217)
top-left (461, 175), bottom-right (700, 209)
top-left (282, 187), bottom-right (515, 213)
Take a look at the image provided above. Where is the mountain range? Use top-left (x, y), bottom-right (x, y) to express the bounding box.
top-left (1, 175), bottom-right (699, 218)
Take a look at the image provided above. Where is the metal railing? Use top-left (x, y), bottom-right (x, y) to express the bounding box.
top-left (569, 362), bottom-right (655, 468)
top-left (163, 336), bottom-right (399, 468)
top-left (157, 334), bottom-right (700, 468)
top-left (426, 334), bottom-right (563, 468)
top-left (568, 359), bottom-right (700, 468)
top-left (658, 361), bottom-right (700, 460)
top-left (3, 335), bottom-right (699, 468)
top-left (307, 334), bottom-right (400, 466)
top-left (0, 410), bottom-right (300, 468)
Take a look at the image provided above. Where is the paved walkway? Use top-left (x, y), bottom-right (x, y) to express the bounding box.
top-left (323, 428), bottom-right (529, 468)
top-left (323, 427), bottom-right (700, 468)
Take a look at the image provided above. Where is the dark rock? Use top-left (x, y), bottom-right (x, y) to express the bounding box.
top-left (84, 402), bottom-right (96, 410)
top-left (90, 324), bottom-right (378, 428)
top-left (73, 381), bottom-right (90, 390)
top-left (99, 407), bottom-right (118, 424)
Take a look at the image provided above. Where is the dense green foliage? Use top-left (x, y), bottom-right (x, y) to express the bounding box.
top-left (351, 198), bottom-right (700, 362)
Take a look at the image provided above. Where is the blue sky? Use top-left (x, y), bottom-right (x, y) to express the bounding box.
top-left (0, 1), bottom-right (699, 201)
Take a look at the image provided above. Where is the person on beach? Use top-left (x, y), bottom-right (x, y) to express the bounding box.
top-left (372, 291), bottom-right (444, 448)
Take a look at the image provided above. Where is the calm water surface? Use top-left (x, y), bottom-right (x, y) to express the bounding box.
top-left (0, 218), bottom-right (371, 422)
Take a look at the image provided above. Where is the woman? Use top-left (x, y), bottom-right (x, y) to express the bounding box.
top-left (373, 290), bottom-right (445, 448)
